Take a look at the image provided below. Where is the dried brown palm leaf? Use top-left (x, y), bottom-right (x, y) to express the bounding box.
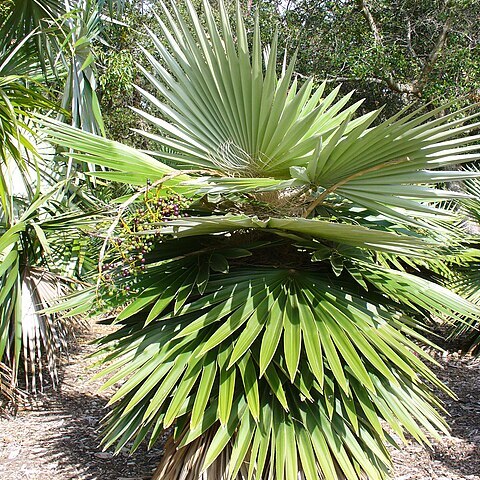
top-left (0, 361), bottom-right (27, 412)
top-left (153, 429), bottom-right (248, 480)
top-left (19, 266), bottom-right (86, 392)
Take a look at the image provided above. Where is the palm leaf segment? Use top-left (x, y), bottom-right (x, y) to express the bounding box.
top-left (41, 1), bottom-right (480, 479)
top-left (0, 183), bottom-right (97, 393)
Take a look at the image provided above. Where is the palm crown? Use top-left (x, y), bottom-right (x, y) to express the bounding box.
top-left (42, 1), bottom-right (480, 479)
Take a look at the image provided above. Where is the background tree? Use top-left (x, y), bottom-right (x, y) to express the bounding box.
top-left (274, 0), bottom-right (480, 114)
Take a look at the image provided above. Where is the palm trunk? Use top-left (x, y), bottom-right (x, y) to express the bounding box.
top-left (152, 429), bottom-right (249, 480)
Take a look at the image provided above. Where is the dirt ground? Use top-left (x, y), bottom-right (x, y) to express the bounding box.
top-left (1, 323), bottom-right (479, 480)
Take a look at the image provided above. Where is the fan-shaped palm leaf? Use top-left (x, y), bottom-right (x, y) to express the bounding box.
top-left (129, 0), bottom-right (480, 226)
top-left (443, 166), bottom-right (480, 353)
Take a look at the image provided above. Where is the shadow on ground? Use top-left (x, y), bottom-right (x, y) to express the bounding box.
top-left (1, 390), bottom-right (166, 480)
top-left (48, 390), bottom-right (165, 480)
top-left (0, 322), bottom-right (167, 480)
top-left (431, 357), bottom-right (480, 478)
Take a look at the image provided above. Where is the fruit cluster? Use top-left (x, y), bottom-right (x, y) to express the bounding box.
top-left (99, 189), bottom-right (190, 299)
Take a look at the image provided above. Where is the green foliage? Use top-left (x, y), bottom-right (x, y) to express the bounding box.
top-left (99, 50), bottom-right (135, 103)
top-left (96, 1), bottom-right (168, 148)
top-left (0, 182), bottom-right (100, 391)
top-left (0, 0), bottom-right (128, 136)
top-left (98, 49), bottom-right (140, 144)
top-left (0, 1), bottom-right (13, 23)
top-left (92, 0), bottom-right (480, 145)
top-left (445, 167), bottom-right (480, 354)
top-left (0, 30), bottom-right (58, 221)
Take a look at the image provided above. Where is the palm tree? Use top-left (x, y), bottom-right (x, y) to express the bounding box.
top-left (0, 28), bottom-right (69, 394)
top-left (42, 0), bottom-right (480, 478)
top-left (2, 0), bottom-right (127, 134)
top-left (0, 0), bottom-right (121, 399)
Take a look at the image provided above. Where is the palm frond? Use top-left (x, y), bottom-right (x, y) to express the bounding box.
top-left (156, 214), bottom-right (435, 256)
top-left (0, 184), bottom-right (97, 393)
top-left (0, 361), bottom-right (27, 409)
top-left (92, 264), bottom-right (452, 480)
top-left (0, 0), bottom-right (64, 73)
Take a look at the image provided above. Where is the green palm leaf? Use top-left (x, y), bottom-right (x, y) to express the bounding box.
top-left (127, 0), bottom-right (480, 225)
top-left (92, 265), bottom-right (453, 479)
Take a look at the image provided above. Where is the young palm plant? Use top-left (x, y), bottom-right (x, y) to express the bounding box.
top-left (444, 166), bottom-right (480, 354)
top-left (42, 1), bottom-right (480, 478)
top-left (0, 30), bottom-right (72, 396)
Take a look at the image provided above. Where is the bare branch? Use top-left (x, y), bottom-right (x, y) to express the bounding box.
top-left (298, 72), bottom-right (419, 97)
top-left (407, 18), bottom-right (423, 66)
top-left (356, 1), bottom-right (421, 96)
top-left (321, 75), bottom-right (384, 84)
top-left (384, 77), bottom-right (419, 96)
top-left (357, 0), bottom-right (383, 46)
top-left (355, 1), bottom-right (454, 98)
top-left (414, 17), bottom-right (452, 93)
